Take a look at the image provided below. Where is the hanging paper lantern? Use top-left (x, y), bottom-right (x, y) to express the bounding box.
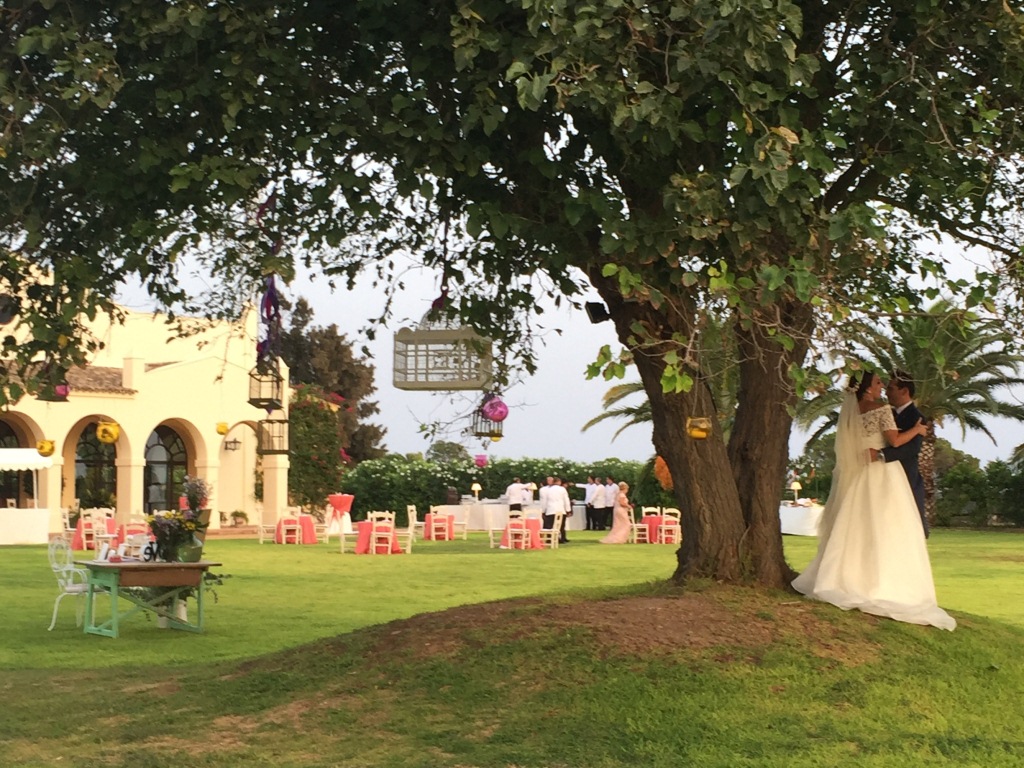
top-left (480, 394), bottom-right (508, 422)
top-left (37, 439), bottom-right (55, 457)
top-left (653, 456), bottom-right (673, 491)
top-left (96, 421), bottom-right (120, 444)
top-left (216, 422), bottom-right (229, 435)
top-left (474, 454), bottom-right (488, 468)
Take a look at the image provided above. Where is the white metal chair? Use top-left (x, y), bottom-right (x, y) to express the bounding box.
top-left (48, 537), bottom-right (92, 631)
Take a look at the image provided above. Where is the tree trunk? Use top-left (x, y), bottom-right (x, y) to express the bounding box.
top-left (920, 426), bottom-right (937, 529)
top-left (595, 277), bottom-right (812, 588)
top-left (726, 302), bottom-right (815, 587)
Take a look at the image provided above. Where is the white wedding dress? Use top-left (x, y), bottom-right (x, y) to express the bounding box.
top-left (792, 393), bottom-right (955, 630)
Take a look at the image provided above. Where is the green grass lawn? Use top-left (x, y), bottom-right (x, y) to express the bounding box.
top-left (2, 529), bottom-right (1022, 767)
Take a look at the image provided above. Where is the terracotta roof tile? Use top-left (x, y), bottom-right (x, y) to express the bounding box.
top-left (66, 366), bottom-right (134, 394)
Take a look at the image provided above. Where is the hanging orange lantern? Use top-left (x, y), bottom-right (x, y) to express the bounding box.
top-left (686, 417), bottom-right (712, 440)
top-left (36, 439), bottom-right (55, 457)
top-left (653, 456), bottom-right (673, 491)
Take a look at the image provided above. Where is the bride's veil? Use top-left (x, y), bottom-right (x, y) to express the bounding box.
top-left (817, 387), bottom-right (867, 541)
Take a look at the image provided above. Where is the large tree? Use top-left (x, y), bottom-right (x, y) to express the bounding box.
top-left (279, 297), bottom-right (387, 463)
top-left (5, 2), bottom-right (1024, 587)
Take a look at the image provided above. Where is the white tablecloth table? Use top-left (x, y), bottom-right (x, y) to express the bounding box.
top-left (778, 503), bottom-right (824, 536)
top-left (0, 507), bottom-right (50, 545)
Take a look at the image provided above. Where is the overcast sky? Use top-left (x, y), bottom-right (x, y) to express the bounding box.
top-left (275, 264), bottom-right (1024, 468)
top-left (117, 258), bottom-right (1023, 468)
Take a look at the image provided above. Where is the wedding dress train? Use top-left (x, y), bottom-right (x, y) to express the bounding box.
top-left (792, 395), bottom-right (955, 631)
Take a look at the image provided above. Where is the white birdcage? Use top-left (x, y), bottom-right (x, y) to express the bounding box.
top-left (393, 313), bottom-right (492, 391)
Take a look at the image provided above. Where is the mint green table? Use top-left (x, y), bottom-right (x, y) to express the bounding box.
top-left (76, 560), bottom-right (222, 639)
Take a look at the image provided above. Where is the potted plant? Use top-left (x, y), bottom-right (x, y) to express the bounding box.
top-left (230, 510), bottom-right (248, 527)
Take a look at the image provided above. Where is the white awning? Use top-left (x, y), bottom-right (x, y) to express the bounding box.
top-left (0, 448), bottom-right (54, 472)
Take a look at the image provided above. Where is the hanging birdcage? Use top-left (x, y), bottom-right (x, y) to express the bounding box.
top-left (393, 312), bottom-right (492, 391)
top-left (248, 364), bottom-right (284, 410)
top-left (470, 408), bottom-right (503, 440)
top-left (256, 418), bottom-right (289, 455)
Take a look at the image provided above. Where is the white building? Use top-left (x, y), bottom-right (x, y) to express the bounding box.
top-left (0, 304), bottom-right (290, 539)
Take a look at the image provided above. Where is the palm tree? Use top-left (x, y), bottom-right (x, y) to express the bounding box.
top-left (797, 301), bottom-right (1024, 526)
top-left (580, 380), bottom-right (651, 440)
top-left (871, 301), bottom-right (1024, 525)
top-left (581, 311), bottom-right (739, 441)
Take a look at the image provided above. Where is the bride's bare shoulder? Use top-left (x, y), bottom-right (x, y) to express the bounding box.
top-left (859, 402), bottom-right (887, 414)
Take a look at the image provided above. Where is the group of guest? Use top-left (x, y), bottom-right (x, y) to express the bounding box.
top-left (575, 475), bottom-right (621, 531)
top-left (501, 474), bottom-right (634, 546)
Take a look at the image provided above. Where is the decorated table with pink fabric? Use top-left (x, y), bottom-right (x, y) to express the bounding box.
top-left (71, 516), bottom-right (118, 550)
top-left (327, 493), bottom-right (355, 535)
top-left (275, 515), bottom-right (317, 544)
top-left (354, 521), bottom-right (403, 554)
top-left (424, 513), bottom-right (454, 541)
top-left (640, 515), bottom-right (665, 544)
top-left (499, 517), bottom-right (544, 550)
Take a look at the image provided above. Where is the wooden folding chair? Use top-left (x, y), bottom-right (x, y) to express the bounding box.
top-left (538, 512), bottom-right (564, 549)
top-left (657, 508), bottom-right (682, 545)
top-left (368, 511), bottom-right (396, 554)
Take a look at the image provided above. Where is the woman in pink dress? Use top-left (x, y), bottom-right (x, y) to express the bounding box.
top-left (600, 481), bottom-right (633, 544)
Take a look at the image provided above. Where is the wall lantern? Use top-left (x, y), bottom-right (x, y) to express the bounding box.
top-left (256, 419), bottom-right (289, 455)
top-left (96, 421), bottom-right (120, 444)
top-left (685, 417), bottom-right (712, 440)
top-left (216, 422), bottom-right (229, 435)
top-left (36, 439), bottom-right (55, 457)
top-left (224, 438), bottom-right (242, 452)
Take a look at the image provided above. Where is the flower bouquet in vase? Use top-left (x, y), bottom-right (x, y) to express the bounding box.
top-left (148, 475), bottom-right (212, 562)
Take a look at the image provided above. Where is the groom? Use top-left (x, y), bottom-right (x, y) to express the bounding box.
top-left (873, 371), bottom-right (929, 538)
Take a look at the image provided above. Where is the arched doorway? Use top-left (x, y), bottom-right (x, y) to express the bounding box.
top-left (75, 424), bottom-right (117, 508)
top-left (0, 421), bottom-right (23, 503)
top-left (144, 425), bottom-right (188, 513)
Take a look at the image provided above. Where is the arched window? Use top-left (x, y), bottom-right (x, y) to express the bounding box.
top-left (75, 424), bottom-right (117, 508)
top-left (144, 426), bottom-right (187, 513)
top-left (0, 421), bottom-right (21, 501)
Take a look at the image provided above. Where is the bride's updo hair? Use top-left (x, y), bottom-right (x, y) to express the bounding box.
top-left (849, 372), bottom-right (876, 401)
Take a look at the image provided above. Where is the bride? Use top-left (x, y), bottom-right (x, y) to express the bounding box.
top-left (792, 372), bottom-right (956, 630)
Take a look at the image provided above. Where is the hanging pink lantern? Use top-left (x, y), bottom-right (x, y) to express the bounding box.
top-left (480, 395), bottom-right (508, 422)
top-left (474, 454), bottom-right (488, 468)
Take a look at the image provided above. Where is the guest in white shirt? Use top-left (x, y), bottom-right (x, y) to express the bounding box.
top-left (505, 477), bottom-right (526, 512)
top-left (541, 477), bottom-right (571, 543)
top-left (602, 477), bottom-right (618, 530)
top-left (574, 476), bottom-right (598, 530)
top-left (589, 481), bottom-right (607, 531)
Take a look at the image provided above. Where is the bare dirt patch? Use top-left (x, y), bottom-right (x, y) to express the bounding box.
top-left (358, 584), bottom-right (881, 668)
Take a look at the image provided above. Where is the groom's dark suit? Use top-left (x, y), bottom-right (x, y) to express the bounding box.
top-left (881, 401), bottom-right (929, 538)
